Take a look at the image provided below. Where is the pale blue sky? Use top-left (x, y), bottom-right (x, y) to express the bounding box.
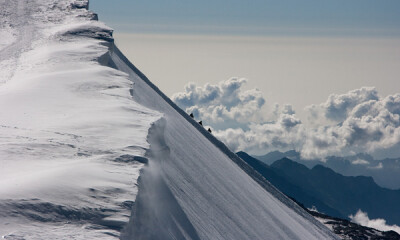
top-left (91, 0), bottom-right (400, 36)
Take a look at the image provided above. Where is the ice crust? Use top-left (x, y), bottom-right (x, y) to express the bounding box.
top-left (0, 0), bottom-right (338, 239)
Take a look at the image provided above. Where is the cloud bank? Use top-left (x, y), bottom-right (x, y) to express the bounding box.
top-left (307, 87), bottom-right (380, 123)
top-left (349, 210), bottom-right (400, 234)
top-left (301, 88), bottom-right (400, 158)
top-left (172, 78), bottom-right (265, 129)
top-left (172, 79), bottom-right (400, 159)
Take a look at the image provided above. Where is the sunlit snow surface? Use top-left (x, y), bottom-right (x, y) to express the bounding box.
top-left (0, 0), bottom-right (339, 239)
top-left (0, 0), bottom-right (160, 238)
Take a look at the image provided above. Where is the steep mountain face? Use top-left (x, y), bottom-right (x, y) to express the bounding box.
top-left (238, 152), bottom-right (400, 227)
top-left (254, 150), bottom-right (400, 189)
top-left (0, 0), bottom-right (339, 239)
top-left (109, 41), bottom-right (339, 240)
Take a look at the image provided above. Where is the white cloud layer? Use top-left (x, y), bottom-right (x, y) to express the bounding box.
top-left (307, 87), bottom-right (380, 122)
top-left (349, 210), bottom-right (400, 234)
top-left (172, 78), bottom-right (266, 129)
top-left (173, 79), bottom-right (400, 159)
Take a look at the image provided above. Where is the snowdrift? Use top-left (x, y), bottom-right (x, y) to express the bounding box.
top-left (0, 0), bottom-right (338, 239)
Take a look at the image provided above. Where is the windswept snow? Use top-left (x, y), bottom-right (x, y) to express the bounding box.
top-left (0, 0), bottom-right (159, 239)
top-left (0, 0), bottom-right (339, 239)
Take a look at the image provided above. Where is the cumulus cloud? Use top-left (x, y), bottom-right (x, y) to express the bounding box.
top-left (173, 82), bottom-right (400, 159)
top-left (307, 87), bottom-right (379, 123)
top-left (352, 159), bottom-right (370, 165)
top-left (349, 210), bottom-right (400, 234)
top-left (213, 113), bottom-right (303, 154)
top-left (301, 91), bottom-right (400, 159)
top-left (272, 103), bottom-right (296, 118)
top-left (172, 78), bottom-right (266, 129)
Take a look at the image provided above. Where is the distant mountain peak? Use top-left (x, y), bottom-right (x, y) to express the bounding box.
top-left (285, 149), bottom-right (299, 155)
top-left (252, 150), bottom-right (400, 189)
top-left (311, 164), bottom-right (336, 173)
top-left (271, 157), bottom-right (310, 171)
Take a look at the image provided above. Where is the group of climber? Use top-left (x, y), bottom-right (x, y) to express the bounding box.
top-left (189, 113), bottom-right (212, 133)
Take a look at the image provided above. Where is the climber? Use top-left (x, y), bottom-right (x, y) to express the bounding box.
top-left (208, 128), bottom-right (212, 133)
top-left (198, 121), bottom-right (202, 126)
top-left (190, 113), bottom-right (194, 118)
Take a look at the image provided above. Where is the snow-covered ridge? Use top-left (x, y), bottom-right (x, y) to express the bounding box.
top-left (0, 0), bottom-right (160, 238)
top-left (1, 0), bottom-right (338, 239)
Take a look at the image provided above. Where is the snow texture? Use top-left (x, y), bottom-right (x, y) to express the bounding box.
top-left (0, 0), bottom-right (338, 239)
top-left (0, 0), bottom-right (160, 238)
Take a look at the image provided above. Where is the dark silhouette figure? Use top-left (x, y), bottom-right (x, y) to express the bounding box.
top-left (198, 121), bottom-right (202, 126)
top-left (189, 113), bottom-right (194, 118)
top-left (208, 128), bottom-right (212, 133)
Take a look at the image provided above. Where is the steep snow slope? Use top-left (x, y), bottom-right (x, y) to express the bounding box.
top-left (0, 0), bottom-right (160, 239)
top-left (0, 0), bottom-right (339, 239)
top-left (109, 30), bottom-right (339, 240)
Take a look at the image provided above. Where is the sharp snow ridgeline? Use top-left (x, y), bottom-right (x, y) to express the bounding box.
top-left (0, 0), bottom-right (339, 239)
